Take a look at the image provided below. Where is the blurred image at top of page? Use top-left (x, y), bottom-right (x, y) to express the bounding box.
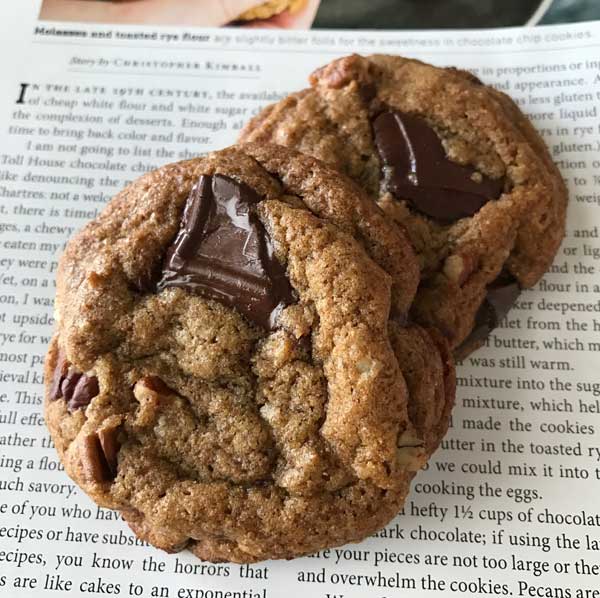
top-left (38, 0), bottom-right (600, 28)
top-left (38, 0), bottom-right (321, 28)
top-left (313, 0), bottom-right (540, 29)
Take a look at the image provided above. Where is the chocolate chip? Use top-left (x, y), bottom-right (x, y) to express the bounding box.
top-left (158, 174), bottom-right (295, 330)
top-left (461, 273), bottom-right (520, 349)
top-left (373, 111), bottom-right (504, 222)
top-left (50, 349), bottom-right (99, 412)
top-left (81, 433), bottom-right (114, 483)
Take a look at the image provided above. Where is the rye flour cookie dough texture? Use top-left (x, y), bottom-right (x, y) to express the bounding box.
top-left (44, 143), bottom-right (455, 563)
top-left (240, 54), bottom-right (568, 356)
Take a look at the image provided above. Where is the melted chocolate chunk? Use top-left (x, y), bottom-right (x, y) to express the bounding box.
top-left (50, 349), bottom-right (99, 412)
top-left (462, 273), bottom-right (520, 349)
top-left (158, 174), bottom-right (294, 330)
top-left (373, 111), bottom-right (504, 221)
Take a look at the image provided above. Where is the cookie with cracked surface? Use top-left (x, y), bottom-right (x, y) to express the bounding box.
top-left (240, 54), bottom-right (567, 357)
top-left (44, 143), bottom-right (454, 563)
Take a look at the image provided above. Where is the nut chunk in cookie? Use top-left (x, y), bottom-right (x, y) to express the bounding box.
top-left (44, 143), bottom-right (454, 563)
top-left (240, 54), bottom-right (567, 356)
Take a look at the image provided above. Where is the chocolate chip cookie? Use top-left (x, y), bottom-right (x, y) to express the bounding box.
top-left (45, 143), bottom-right (454, 563)
top-left (236, 0), bottom-right (306, 21)
top-left (240, 54), bottom-right (568, 356)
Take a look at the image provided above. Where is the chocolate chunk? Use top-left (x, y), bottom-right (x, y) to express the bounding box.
top-left (158, 174), bottom-right (294, 330)
top-left (373, 111), bottom-right (504, 221)
top-left (50, 349), bottom-right (99, 412)
top-left (461, 273), bottom-right (520, 349)
top-left (81, 431), bottom-right (119, 483)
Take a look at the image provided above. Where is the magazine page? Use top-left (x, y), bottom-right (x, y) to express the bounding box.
top-left (35, 0), bottom-right (600, 30)
top-left (1, 4), bottom-right (599, 597)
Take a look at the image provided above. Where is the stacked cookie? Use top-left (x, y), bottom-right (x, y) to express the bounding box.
top-left (240, 55), bottom-right (567, 356)
top-left (44, 55), bottom-right (566, 563)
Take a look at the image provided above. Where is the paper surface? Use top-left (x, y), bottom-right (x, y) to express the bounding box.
top-left (1, 4), bottom-right (599, 596)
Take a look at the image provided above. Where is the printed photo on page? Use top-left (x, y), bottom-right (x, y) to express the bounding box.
top-left (38, 0), bottom-right (600, 29)
top-left (38, 0), bottom-right (322, 29)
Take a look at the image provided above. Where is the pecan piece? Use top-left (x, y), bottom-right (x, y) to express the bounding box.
top-left (133, 376), bottom-right (174, 427)
top-left (49, 348), bottom-right (99, 411)
top-left (81, 424), bottom-right (121, 483)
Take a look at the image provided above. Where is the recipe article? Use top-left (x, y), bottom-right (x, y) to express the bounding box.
top-left (0, 6), bottom-right (599, 597)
